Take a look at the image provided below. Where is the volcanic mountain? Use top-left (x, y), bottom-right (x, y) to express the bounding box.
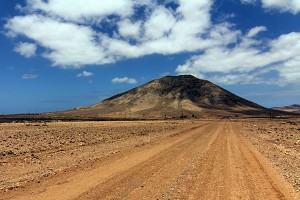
top-left (56, 75), bottom-right (270, 119)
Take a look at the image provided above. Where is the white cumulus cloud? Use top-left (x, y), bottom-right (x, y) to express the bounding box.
top-left (5, 15), bottom-right (112, 68)
top-left (262, 0), bottom-right (300, 14)
top-left (24, 0), bottom-right (135, 23)
top-left (4, 0), bottom-right (300, 86)
top-left (14, 42), bottom-right (37, 58)
top-left (118, 19), bottom-right (141, 39)
top-left (242, 0), bottom-right (300, 14)
top-left (76, 71), bottom-right (93, 77)
top-left (143, 6), bottom-right (176, 40)
top-left (112, 77), bottom-right (137, 84)
top-left (176, 31), bottom-right (300, 85)
top-left (5, 0), bottom-right (213, 68)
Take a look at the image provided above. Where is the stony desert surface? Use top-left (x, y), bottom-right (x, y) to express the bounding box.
top-left (0, 120), bottom-right (197, 192)
top-left (238, 119), bottom-right (300, 193)
top-left (0, 119), bottom-right (299, 199)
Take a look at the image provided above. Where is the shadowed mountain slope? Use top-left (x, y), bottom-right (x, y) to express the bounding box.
top-left (57, 75), bottom-right (270, 119)
top-left (273, 104), bottom-right (300, 113)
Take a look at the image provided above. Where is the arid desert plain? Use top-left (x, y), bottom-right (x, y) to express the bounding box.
top-left (0, 119), bottom-right (299, 200)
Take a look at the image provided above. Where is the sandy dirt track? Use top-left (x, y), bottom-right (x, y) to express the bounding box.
top-left (1, 122), bottom-right (299, 200)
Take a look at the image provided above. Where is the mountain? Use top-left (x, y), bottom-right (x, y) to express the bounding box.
top-left (273, 104), bottom-right (300, 113)
top-left (54, 75), bottom-right (271, 119)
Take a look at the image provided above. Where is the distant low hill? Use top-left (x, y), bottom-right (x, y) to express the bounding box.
top-left (273, 104), bottom-right (300, 113)
top-left (52, 75), bottom-right (273, 119)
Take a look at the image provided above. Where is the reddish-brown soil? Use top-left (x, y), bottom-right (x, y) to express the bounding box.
top-left (0, 120), bottom-right (299, 199)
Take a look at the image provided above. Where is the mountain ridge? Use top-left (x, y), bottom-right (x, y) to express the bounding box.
top-left (273, 104), bottom-right (300, 113)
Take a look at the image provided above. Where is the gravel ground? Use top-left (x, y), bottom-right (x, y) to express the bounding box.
top-left (0, 120), bottom-right (198, 191)
top-left (1, 119), bottom-right (299, 198)
top-left (237, 119), bottom-right (300, 194)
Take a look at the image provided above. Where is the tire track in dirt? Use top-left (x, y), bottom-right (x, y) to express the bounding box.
top-left (182, 122), bottom-right (298, 200)
top-left (75, 123), bottom-right (221, 200)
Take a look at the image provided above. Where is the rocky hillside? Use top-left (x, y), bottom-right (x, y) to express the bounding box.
top-left (56, 75), bottom-right (270, 119)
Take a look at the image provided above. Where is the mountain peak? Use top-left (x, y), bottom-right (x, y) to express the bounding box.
top-left (163, 74), bottom-right (199, 79)
top-left (158, 74), bottom-right (207, 83)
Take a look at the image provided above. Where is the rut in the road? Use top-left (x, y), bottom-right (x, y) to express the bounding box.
top-left (179, 123), bottom-right (296, 200)
top-left (76, 123), bottom-right (220, 200)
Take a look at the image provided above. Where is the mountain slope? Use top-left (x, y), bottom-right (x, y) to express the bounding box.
top-left (57, 75), bottom-right (269, 118)
top-left (273, 104), bottom-right (300, 113)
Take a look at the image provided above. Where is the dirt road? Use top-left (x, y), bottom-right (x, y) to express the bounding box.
top-left (2, 122), bottom-right (298, 200)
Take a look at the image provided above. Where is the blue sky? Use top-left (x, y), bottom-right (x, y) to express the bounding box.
top-left (1, 0), bottom-right (300, 114)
